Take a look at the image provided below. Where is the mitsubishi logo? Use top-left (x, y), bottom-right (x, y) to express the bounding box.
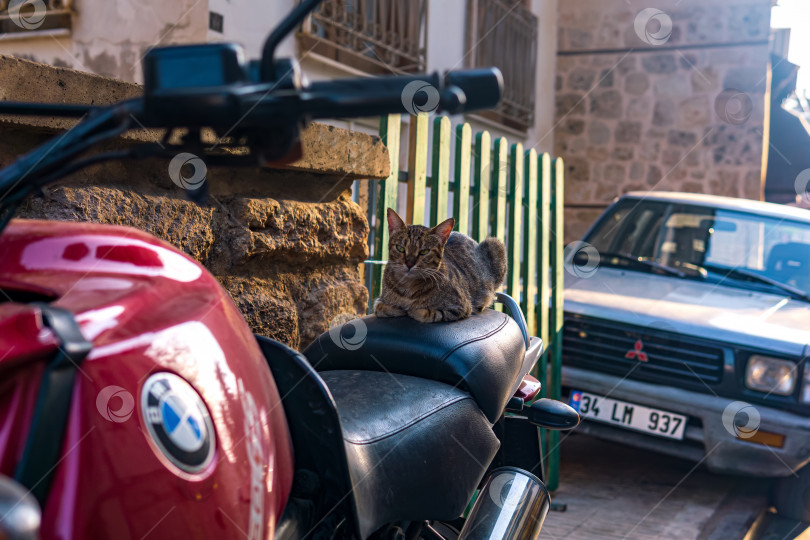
top-left (625, 339), bottom-right (648, 362)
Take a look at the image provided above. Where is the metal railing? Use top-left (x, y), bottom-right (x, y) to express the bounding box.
top-left (0, 0), bottom-right (72, 35)
top-left (466, 0), bottom-right (537, 131)
top-left (299, 0), bottom-right (427, 74)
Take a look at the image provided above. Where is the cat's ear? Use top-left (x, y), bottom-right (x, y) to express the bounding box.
top-left (431, 217), bottom-right (455, 244)
top-left (387, 208), bottom-right (406, 233)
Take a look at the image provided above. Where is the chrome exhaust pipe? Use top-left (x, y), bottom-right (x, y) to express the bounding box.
top-left (459, 467), bottom-right (549, 540)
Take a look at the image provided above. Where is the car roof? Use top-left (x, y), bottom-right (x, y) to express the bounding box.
top-left (621, 191), bottom-right (810, 224)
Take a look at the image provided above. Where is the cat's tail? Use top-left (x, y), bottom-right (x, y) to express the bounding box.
top-left (478, 237), bottom-right (507, 285)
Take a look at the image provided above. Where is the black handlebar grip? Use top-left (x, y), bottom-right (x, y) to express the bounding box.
top-left (304, 73), bottom-right (443, 118)
top-left (302, 68), bottom-right (502, 119)
top-left (444, 68), bottom-right (504, 113)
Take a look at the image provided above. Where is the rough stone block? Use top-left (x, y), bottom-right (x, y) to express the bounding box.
top-left (662, 148), bottom-right (682, 167)
top-left (560, 118), bottom-right (586, 136)
top-left (630, 162), bottom-right (645, 180)
top-left (604, 163), bottom-right (626, 184)
top-left (589, 90), bottom-right (623, 118)
top-left (678, 96), bottom-right (712, 129)
top-left (692, 68), bottom-right (719, 93)
top-left (625, 73), bottom-right (650, 95)
top-left (556, 93), bottom-right (587, 117)
top-left (653, 100), bottom-right (677, 127)
top-left (614, 147), bottom-right (634, 161)
top-left (641, 54), bottom-right (678, 75)
top-left (668, 130), bottom-right (698, 148)
top-left (568, 68), bottom-right (597, 91)
top-left (625, 96), bottom-right (652, 119)
top-left (616, 121), bottom-right (642, 144)
top-left (588, 121), bottom-right (611, 145)
top-left (646, 165), bottom-right (663, 186)
top-left (654, 75), bottom-right (691, 99)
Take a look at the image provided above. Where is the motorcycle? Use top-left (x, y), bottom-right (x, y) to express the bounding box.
top-left (0, 0), bottom-right (580, 538)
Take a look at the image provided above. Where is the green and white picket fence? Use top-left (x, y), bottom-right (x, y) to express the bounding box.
top-left (360, 113), bottom-right (566, 490)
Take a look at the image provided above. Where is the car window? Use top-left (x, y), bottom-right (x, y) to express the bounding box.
top-left (584, 199), bottom-right (810, 294)
top-left (704, 212), bottom-right (763, 269)
top-left (587, 200), bottom-right (668, 256)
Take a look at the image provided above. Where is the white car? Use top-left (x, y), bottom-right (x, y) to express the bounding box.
top-left (563, 191), bottom-right (810, 521)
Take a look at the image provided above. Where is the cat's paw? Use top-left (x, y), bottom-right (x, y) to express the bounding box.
top-left (436, 306), bottom-right (471, 322)
top-left (374, 300), bottom-right (406, 318)
top-left (409, 308), bottom-right (439, 323)
top-left (409, 307), bottom-right (446, 323)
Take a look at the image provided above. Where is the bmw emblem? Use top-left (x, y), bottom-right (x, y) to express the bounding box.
top-left (141, 373), bottom-right (215, 474)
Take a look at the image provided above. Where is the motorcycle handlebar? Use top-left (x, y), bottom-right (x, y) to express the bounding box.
top-left (140, 67), bottom-right (503, 129)
top-left (301, 68), bottom-right (503, 119)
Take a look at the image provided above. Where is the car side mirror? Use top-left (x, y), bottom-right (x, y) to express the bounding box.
top-left (0, 475), bottom-right (40, 539)
top-left (527, 398), bottom-right (581, 430)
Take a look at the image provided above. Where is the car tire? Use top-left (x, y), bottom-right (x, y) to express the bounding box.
top-left (773, 465), bottom-right (810, 522)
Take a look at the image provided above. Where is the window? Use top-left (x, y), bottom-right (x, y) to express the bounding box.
top-left (0, 0), bottom-right (72, 36)
top-left (299, 0), bottom-right (427, 74)
top-left (466, 0), bottom-right (537, 131)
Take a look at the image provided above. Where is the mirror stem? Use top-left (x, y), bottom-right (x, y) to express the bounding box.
top-left (261, 0), bottom-right (324, 81)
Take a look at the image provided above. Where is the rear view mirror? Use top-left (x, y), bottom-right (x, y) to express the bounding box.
top-left (527, 398), bottom-right (581, 430)
top-left (712, 220), bottom-right (737, 233)
top-left (0, 475), bottom-right (40, 539)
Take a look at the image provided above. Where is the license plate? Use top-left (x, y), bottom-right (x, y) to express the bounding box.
top-left (568, 390), bottom-right (687, 440)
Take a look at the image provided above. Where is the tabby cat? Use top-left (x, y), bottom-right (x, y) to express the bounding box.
top-left (374, 208), bottom-right (507, 323)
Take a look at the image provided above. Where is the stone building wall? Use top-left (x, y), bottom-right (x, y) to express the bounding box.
top-left (0, 55), bottom-right (389, 350)
top-left (555, 0), bottom-right (771, 242)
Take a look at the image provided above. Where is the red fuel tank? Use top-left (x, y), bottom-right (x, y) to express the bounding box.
top-left (0, 219), bottom-right (294, 539)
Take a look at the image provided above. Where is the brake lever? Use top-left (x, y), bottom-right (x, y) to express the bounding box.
top-left (439, 86), bottom-right (467, 115)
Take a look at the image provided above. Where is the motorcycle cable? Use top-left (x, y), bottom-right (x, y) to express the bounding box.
top-left (0, 102), bottom-right (141, 234)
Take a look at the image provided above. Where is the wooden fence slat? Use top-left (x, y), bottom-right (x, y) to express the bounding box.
top-left (406, 113), bottom-right (428, 226)
top-left (453, 123), bottom-right (472, 234)
top-left (492, 138), bottom-right (508, 244)
top-left (547, 156), bottom-right (565, 492)
top-left (537, 153), bottom-right (552, 371)
top-left (536, 152), bottom-right (552, 480)
top-left (507, 143), bottom-right (523, 303)
top-left (521, 148), bottom-right (538, 337)
top-left (430, 116), bottom-right (451, 226)
top-left (472, 131), bottom-right (491, 242)
top-left (492, 138), bottom-right (509, 312)
top-left (371, 114), bottom-right (401, 303)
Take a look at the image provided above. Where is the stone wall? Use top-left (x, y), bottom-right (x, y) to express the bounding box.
top-left (555, 0), bottom-right (771, 242)
top-left (1, 55), bottom-right (389, 350)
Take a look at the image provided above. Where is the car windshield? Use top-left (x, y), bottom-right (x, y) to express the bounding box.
top-left (583, 198), bottom-right (810, 297)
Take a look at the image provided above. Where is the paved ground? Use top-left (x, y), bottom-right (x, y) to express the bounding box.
top-left (541, 433), bottom-right (809, 539)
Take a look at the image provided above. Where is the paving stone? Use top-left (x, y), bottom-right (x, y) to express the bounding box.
top-left (541, 435), bottom-right (770, 540)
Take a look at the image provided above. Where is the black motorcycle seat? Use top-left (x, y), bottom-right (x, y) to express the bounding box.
top-left (304, 309), bottom-right (526, 423)
top-left (320, 370), bottom-right (499, 539)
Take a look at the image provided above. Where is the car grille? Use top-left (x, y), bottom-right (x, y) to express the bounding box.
top-left (563, 316), bottom-right (725, 386)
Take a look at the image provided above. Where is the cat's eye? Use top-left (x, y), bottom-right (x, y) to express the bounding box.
top-left (395, 245), bottom-right (405, 252)
top-left (419, 249), bottom-right (429, 255)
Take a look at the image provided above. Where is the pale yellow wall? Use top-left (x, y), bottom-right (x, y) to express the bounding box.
top-left (0, 0), bottom-right (209, 83)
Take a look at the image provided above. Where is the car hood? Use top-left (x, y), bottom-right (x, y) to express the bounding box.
top-left (565, 266), bottom-right (810, 357)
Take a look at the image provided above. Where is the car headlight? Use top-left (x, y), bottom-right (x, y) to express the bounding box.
top-left (745, 355), bottom-right (796, 396)
top-left (802, 366), bottom-right (810, 404)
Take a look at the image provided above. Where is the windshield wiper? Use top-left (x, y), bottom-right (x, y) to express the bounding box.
top-left (700, 263), bottom-right (810, 303)
top-left (599, 252), bottom-right (686, 277)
